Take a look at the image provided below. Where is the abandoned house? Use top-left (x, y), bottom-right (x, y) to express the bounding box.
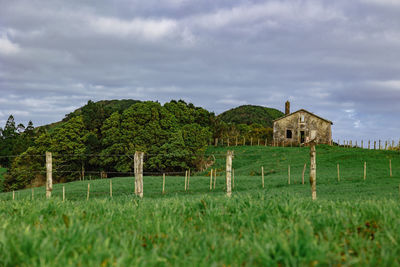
top-left (273, 101), bottom-right (333, 145)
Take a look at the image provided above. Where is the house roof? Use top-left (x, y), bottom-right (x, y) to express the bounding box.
top-left (273, 109), bottom-right (333, 124)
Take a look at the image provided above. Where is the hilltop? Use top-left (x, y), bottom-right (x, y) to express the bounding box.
top-left (218, 105), bottom-right (284, 127)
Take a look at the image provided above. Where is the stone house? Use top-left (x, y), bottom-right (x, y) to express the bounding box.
top-left (273, 101), bottom-right (333, 145)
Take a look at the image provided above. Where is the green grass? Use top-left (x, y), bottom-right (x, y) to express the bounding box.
top-left (1, 145), bottom-right (400, 266)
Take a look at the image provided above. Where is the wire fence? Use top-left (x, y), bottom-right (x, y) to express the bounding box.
top-left (1, 145), bottom-right (399, 201)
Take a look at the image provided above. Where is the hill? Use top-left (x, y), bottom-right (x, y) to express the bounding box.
top-left (1, 146), bottom-right (400, 266)
top-left (218, 105), bottom-right (284, 127)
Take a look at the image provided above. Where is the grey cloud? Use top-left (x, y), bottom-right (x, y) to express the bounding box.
top-left (0, 0), bottom-right (400, 141)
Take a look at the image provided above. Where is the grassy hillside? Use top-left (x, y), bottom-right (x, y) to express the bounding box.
top-left (1, 146), bottom-right (400, 266)
top-left (218, 105), bottom-right (284, 127)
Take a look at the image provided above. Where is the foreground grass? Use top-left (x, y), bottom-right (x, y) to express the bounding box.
top-left (1, 146), bottom-right (400, 266)
top-left (1, 193), bottom-right (400, 266)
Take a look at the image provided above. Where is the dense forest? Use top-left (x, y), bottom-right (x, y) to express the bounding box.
top-left (0, 100), bottom-right (283, 191)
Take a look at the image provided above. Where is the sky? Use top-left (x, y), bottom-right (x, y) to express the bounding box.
top-left (1, 0), bottom-right (400, 143)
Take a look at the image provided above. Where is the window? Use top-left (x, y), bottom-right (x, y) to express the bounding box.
top-left (300, 114), bottom-right (305, 122)
top-left (286, 129), bottom-right (292, 139)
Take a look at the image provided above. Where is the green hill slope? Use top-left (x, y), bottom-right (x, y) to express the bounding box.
top-left (218, 105), bottom-right (284, 127)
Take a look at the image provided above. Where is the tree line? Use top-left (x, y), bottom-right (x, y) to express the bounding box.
top-left (0, 100), bottom-right (277, 191)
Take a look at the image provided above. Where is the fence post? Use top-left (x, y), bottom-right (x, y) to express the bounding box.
top-left (62, 186), bottom-right (65, 202)
top-left (12, 190), bottom-right (15, 200)
top-left (243, 137), bottom-right (246, 146)
top-left (302, 163), bottom-right (306, 184)
top-left (337, 163), bottom-right (340, 182)
top-left (162, 173), bottom-right (165, 194)
top-left (110, 180), bottom-right (112, 198)
top-left (261, 166), bottom-right (264, 188)
top-left (251, 138), bottom-right (253, 146)
top-left (374, 141), bottom-right (376, 150)
top-left (226, 150), bottom-right (233, 197)
top-left (265, 138), bottom-right (267, 146)
top-left (310, 142), bottom-right (317, 200)
top-left (31, 188), bottom-right (34, 200)
top-left (227, 138), bottom-right (230, 147)
top-left (87, 183), bottom-right (90, 201)
top-left (46, 152), bottom-right (53, 199)
top-left (213, 169), bottom-right (217, 189)
top-left (364, 162), bottom-right (366, 180)
top-left (134, 151), bottom-right (144, 198)
top-left (184, 170), bottom-right (187, 191)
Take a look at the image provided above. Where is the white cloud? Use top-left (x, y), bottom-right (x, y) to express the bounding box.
top-left (191, 1), bottom-right (345, 30)
top-left (369, 80), bottom-right (400, 89)
top-left (0, 34), bottom-right (20, 55)
top-left (89, 16), bottom-right (178, 41)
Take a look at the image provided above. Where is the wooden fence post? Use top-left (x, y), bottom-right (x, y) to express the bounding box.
top-left (46, 152), bottom-right (52, 199)
top-left (12, 190), bottom-right (15, 200)
top-left (62, 186), bottom-right (65, 202)
top-left (184, 170), bottom-right (187, 191)
top-left (213, 169), bottom-right (217, 189)
top-left (261, 166), bottom-right (264, 188)
top-left (302, 163), bottom-right (306, 184)
top-left (265, 138), bottom-right (267, 146)
top-left (364, 162), bottom-right (366, 180)
top-left (243, 137), bottom-right (246, 146)
top-left (288, 165), bottom-right (291, 185)
top-left (87, 183), bottom-right (90, 201)
top-left (226, 150), bottom-right (233, 197)
top-left (310, 142), bottom-right (317, 200)
top-left (162, 173), bottom-right (165, 194)
top-left (337, 163), bottom-right (340, 182)
top-left (134, 151), bottom-right (144, 198)
top-left (210, 169), bottom-right (213, 190)
top-left (110, 180), bottom-right (112, 198)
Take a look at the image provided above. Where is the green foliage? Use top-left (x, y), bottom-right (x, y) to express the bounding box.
top-left (4, 100), bottom-right (214, 190)
top-left (218, 104), bottom-right (284, 127)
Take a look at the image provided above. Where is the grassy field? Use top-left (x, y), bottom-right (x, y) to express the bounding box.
top-left (1, 145), bottom-right (400, 266)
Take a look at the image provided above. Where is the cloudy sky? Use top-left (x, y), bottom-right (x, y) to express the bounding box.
top-left (1, 0), bottom-right (400, 142)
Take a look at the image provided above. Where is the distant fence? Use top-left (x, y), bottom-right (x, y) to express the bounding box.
top-left (1, 144), bottom-right (399, 201)
top-left (211, 137), bottom-right (400, 150)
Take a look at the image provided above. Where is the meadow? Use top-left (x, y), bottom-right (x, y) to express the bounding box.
top-left (1, 145), bottom-right (400, 266)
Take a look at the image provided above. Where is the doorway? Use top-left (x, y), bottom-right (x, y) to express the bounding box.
top-left (300, 131), bottom-right (305, 143)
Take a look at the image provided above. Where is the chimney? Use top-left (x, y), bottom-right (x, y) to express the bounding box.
top-left (285, 100), bottom-right (290, 115)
